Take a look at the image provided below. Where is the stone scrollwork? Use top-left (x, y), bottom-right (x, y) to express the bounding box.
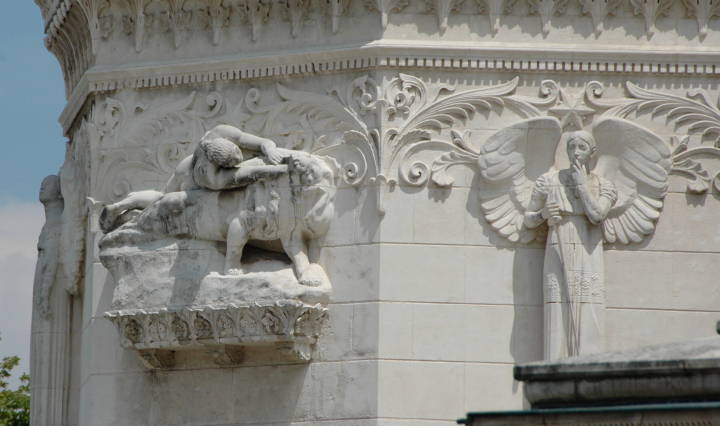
top-left (392, 75), bottom-right (720, 197)
top-left (585, 81), bottom-right (720, 194)
top-left (239, 75), bottom-right (381, 188)
top-left (385, 73), bottom-right (553, 189)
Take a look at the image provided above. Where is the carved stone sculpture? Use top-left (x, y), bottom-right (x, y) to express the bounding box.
top-left (98, 125), bottom-right (339, 366)
top-left (477, 117), bottom-right (671, 359)
top-left (30, 175), bottom-right (71, 425)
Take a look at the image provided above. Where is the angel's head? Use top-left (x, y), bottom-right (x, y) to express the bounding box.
top-left (564, 130), bottom-right (596, 166)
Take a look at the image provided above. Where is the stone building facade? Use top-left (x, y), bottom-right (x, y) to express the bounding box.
top-left (31, 1), bottom-right (720, 425)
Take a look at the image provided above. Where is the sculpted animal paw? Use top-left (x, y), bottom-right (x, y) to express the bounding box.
top-left (298, 264), bottom-right (328, 287)
top-left (225, 268), bottom-right (244, 276)
top-left (299, 277), bottom-right (322, 287)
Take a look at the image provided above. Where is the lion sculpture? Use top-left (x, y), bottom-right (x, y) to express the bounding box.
top-left (99, 152), bottom-right (340, 287)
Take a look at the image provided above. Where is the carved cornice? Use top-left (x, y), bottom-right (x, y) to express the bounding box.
top-left (40, 0), bottom-right (720, 49)
top-left (60, 41), bottom-right (720, 134)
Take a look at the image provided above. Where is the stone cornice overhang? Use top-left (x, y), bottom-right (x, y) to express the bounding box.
top-left (59, 39), bottom-right (720, 134)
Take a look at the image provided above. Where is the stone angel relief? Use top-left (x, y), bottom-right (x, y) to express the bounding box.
top-left (477, 117), bottom-right (672, 360)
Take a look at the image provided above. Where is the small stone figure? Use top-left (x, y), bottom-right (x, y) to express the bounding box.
top-left (31, 174), bottom-right (71, 425)
top-left (477, 117), bottom-right (672, 359)
top-left (34, 174), bottom-right (63, 317)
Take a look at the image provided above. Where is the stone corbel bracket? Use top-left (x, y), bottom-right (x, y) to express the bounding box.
top-left (105, 301), bottom-right (328, 369)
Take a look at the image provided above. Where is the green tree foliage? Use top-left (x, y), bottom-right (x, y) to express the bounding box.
top-left (0, 340), bottom-right (30, 426)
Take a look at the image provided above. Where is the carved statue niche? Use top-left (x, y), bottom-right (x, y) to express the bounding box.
top-left (98, 125), bottom-right (340, 366)
top-left (477, 117), bottom-right (671, 359)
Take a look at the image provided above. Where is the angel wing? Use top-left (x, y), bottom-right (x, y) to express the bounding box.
top-left (592, 118), bottom-right (672, 244)
top-left (477, 117), bottom-right (562, 243)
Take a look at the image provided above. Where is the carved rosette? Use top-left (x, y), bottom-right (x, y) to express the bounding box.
top-left (106, 301), bottom-right (328, 368)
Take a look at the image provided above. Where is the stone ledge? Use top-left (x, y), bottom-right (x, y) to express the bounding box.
top-left (105, 301), bottom-right (328, 369)
top-left (514, 337), bottom-right (720, 408)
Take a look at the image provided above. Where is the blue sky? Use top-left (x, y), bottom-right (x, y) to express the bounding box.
top-left (0, 2), bottom-right (66, 385)
top-left (1, 2), bottom-right (66, 202)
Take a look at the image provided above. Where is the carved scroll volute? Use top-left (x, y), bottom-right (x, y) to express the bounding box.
top-left (580, 0), bottom-right (621, 36)
top-left (683, 0), bottom-right (720, 39)
top-left (631, 0), bottom-right (673, 37)
top-left (242, 0), bottom-right (271, 41)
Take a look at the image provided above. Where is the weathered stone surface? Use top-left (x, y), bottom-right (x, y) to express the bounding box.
top-left (516, 337), bottom-right (720, 407)
top-left (30, 0), bottom-right (720, 424)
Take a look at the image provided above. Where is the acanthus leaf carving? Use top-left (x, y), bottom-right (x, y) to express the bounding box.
top-left (476, 0), bottom-right (517, 33)
top-left (630, 0), bottom-right (673, 37)
top-left (669, 135), bottom-right (718, 194)
top-left (325, 0), bottom-right (350, 33)
top-left (166, 0), bottom-right (185, 48)
top-left (122, 0), bottom-right (148, 52)
top-left (363, 0), bottom-right (410, 29)
top-left (93, 90), bottom-right (224, 201)
top-left (106, 302), bottom-right (328, 367)
top-left (527, 0), bottom-right (568, 35)
top-left (207, 0), bottom-right (230, 45)
top-left (588, 81), bottom-right (720, 195)
top-left (241, 0), bottom-right (272, 41)
top-left (580, 0), bottom-right (621, 36)
top-left (283, 0), bottom-right (311, 38)
top-left (76, 0), bottom-right (101, 54)
top-left (384, 75), bottom-right (545, 181)
top-left (682, 0), bottom-right (720, 38)
top-left (239, 75), bottom-right (380, 187)
top-left (425, 0), bottom-right (465, 32)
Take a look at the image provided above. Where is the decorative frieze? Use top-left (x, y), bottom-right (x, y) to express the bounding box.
top-left (106, 302), bottom-right (328, 368)
top-left (40, 0), bottom-right (720, 51)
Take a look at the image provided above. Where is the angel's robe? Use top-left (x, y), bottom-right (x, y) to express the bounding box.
top-left (532, 169), bottom-right (617, 360)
